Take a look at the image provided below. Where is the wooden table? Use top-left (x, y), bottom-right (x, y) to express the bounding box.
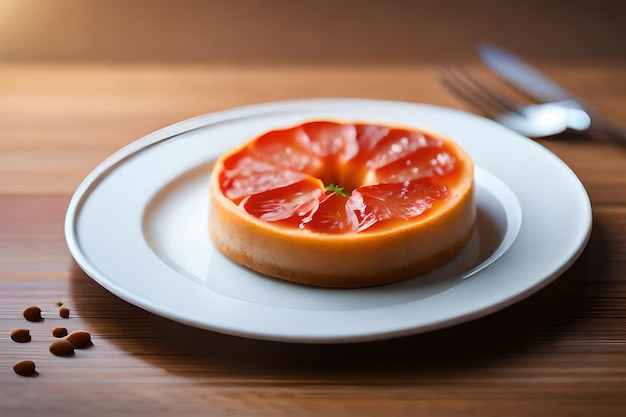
top-left (1, 61), bottom-right (625, 416)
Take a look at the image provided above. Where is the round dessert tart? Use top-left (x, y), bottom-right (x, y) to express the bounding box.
top-left (209, 120), bottom-right (475, 288)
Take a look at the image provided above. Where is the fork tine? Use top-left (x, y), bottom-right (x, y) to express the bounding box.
top-left (440, 67), bottom-right (501, 116)
top-left (440, 67), bottom-right (522, 117)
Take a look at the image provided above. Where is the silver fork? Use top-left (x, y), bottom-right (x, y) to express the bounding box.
top-left (439, 67), bottom-right (592, 138)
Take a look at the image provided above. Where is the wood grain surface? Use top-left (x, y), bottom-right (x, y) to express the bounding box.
top-left (1, 1), bottom-right (626, 416)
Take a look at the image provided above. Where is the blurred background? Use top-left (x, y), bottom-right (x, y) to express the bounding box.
top-left (0, 0), bottom-right (624, 64)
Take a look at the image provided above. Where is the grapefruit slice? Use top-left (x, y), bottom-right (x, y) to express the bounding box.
top-left (209, 121), bottom-right (475, 288)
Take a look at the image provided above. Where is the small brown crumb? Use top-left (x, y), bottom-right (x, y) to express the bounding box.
top-left (22, 306), bottom-right (43, 322)
top-left (66, 331), bottom-right (93, 349)
top-left (52, 326), bottom-right (68, 338)
top-left (59, 306), bottom-right (70, 319)
top-left (55, 301), bottom-right (64, 307)
top-left (10, 328), bottom-right (32, 343)
top-left (13, 360), bottom-right (37, 377)
top-left (49, 339), bottom-right (75, 357)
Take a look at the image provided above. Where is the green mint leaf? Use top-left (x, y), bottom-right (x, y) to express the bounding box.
top-left (324, 184), bottom-right (350, 197)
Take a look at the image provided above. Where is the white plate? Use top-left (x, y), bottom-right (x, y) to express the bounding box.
top-left (65, 99), bottom-right (592, 343)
